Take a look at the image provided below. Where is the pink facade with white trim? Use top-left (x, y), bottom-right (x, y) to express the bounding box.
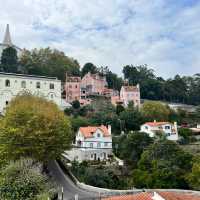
top-left (65, 75), bottom-right (81, 102)
top-left (81, 72), bottom-right (107, 95)
top-left (111, 84), bottom-right (141, 108)
top-left (120, 84), bottom-right (141, 107)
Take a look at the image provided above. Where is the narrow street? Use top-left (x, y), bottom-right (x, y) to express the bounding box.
top-left (48, 161), bottom-right (98, 200)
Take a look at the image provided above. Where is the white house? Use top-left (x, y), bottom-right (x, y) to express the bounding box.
top-left (66, 125), bottom-right (112, 162)
top-left (0, 72), bottom-right (61, 114)
top-left (140, 121), bottom-right (178, 141)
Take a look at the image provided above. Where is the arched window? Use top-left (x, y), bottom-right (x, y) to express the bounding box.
top-left (36, 82), bottom-right (40, 89)
top-left (50, 83), bottom-right (54, 89)
top-left (5, 80), bottom-right (10, 87)
top-left (21, 81), bottom-right (26, 88)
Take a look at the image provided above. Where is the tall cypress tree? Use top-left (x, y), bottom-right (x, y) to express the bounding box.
top-left (1, 46), bottom-right (18, 73)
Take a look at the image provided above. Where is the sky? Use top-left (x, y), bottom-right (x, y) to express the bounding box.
top-left (0, 0), bottom-right (200, 79)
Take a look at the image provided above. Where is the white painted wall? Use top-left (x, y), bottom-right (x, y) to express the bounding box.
top-left (72, 128), bottom-right (112, 162)
top-left (0, 73), bottom-right (61, 113)
top-left (140, 123), bottom-right (178, 141)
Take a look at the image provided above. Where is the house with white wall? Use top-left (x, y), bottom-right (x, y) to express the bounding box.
top-left (140, 121), bottom-right (178, 141)
top-left (65, 125), bottom-right (112, 162)
top-left (0, 72), bottom-right (61, 114)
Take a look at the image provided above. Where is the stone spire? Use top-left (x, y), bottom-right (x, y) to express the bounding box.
top-left (3, 24), bottom-right (12, 45)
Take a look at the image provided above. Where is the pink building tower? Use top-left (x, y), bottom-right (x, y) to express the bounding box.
top-left (120, 84), bottom-right (141, 107)
top-left (65, 74), bottom-right (81, 102)
top-left (81, 72), bottom-right (107, 95)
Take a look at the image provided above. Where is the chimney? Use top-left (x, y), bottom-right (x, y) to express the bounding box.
top-left (154, 120), bottom-right (156, 123)
top-left (108, 125), bottom-right (111, 135)
top-left (197, 124), bottom-right (200, 129)
top-left (136, 83), bottom-right (140, 90)
top-left (174, 122), bottom-right (178, 137)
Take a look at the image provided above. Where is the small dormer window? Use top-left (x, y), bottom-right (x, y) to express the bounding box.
top-left (97, 142), bottom-right (101, 148)
top-left (97, 133), bottom-right (101, 137)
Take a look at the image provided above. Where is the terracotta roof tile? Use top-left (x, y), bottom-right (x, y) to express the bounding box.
top-left (79, 125), bottom-right (110, 138)
top-left (145, 122), bottom-right (171, 127)
top-left (102, 193), bottom-right (152, 200)
top-left (122, 86), bottom-right (139, 92)
top-left (158, 192), bottom-right (200, 200)
top-left (102, 192), bottom-right (200, 200)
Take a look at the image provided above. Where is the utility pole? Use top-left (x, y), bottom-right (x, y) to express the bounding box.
top-left (61, 187), bottom-right (64, 200)
top-left (75, 194), bottom-right (79, 200)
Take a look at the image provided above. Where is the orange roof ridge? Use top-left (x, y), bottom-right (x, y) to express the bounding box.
top-left (79, 125), bottom-right (110, 138)
top-left (145, 122), bottom-right (171, 126)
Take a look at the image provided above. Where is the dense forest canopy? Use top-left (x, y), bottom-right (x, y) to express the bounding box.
top-left (1, 47), bottom-right (200, 105)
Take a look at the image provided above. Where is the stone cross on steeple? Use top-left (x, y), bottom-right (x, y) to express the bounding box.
top-left (3, 24), bottom-right (12, 45)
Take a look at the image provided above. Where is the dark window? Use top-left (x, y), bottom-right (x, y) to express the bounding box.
top-left (36, 82), bottom-right (40, 89)
top-left (50, 83), bottom-right (54, 89)
top-left (21, 81), bottom-right (26, 88)
top-left (5, 80), bottom-right (10, 87)
top-left (5, 101), bottom-right (9, 105)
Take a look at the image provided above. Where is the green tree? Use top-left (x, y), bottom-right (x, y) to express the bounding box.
top-left (105, 70), bottom-right (123, 91)
top-left (72, 100), bottom-right (80, 109)
top-left (81, 62), bottom-right (98, 77)
top-left (1, 47), bottom-right (18, 73)
top-left (186, 157), bottom-right (200, 190)
top-left (20, 48), bottom-right (80, 81)
top-left (0, 158), bottom-right (55, 200)
top-left (70, 116), bottom-right (90, 132)
top-left (0, 93), bottom-right (72, 163)
top-left (120, 105), bottom-right (144, 131)
top-left (132, 140), bottom-right (193, 189)
top-left (116, 104), bottom-right (125, 115)
top-left (141, 101), bottom-right (170, 121)
top-left (178, 128), bottom-right (193, 144)
top-left (114, 132), bottom-right (153, 167)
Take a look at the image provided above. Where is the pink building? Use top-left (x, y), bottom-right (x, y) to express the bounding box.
top-left (81, 72), bottom-right (107, 95)
top-left (65, 74), bottom-right (81, 102)
top-left (111, 84), bottom-right (140, 108)
top-left (111, 96), bottom-right (123, 106)
top-left (120, 84), bottom-right (140, 107)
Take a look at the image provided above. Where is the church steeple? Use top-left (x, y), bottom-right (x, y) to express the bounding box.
top-left (3, 24), bottom-right (12, 45)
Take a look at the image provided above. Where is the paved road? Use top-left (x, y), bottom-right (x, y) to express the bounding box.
top-left (48, 161), bottom-right (98, 200)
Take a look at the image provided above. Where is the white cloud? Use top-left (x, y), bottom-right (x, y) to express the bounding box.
top-left (0, 0), bottom-right (200, 78)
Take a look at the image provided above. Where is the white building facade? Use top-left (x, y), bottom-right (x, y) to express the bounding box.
top-left (0, 72), bottom-right (61, 114)
top-left (66, 125), bottom-right (112, 162)
top-left (140, 121), bottom-right (178, 141)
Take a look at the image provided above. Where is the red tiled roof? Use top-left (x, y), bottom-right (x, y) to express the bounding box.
top-left (103, 192), bottom-right (153, 200)
top-left (122, 86), bottom-right (139, 92)
top-left (102, 193), bottom-right (152, 200)
top-left (102, 192), bottom-right (200, 200)
top-left (158, 192), bottom-right (200, 200)
top-left (145, 122), bottom-right (171, 127)
top-left (79, 125), bottom-right (110, 138)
